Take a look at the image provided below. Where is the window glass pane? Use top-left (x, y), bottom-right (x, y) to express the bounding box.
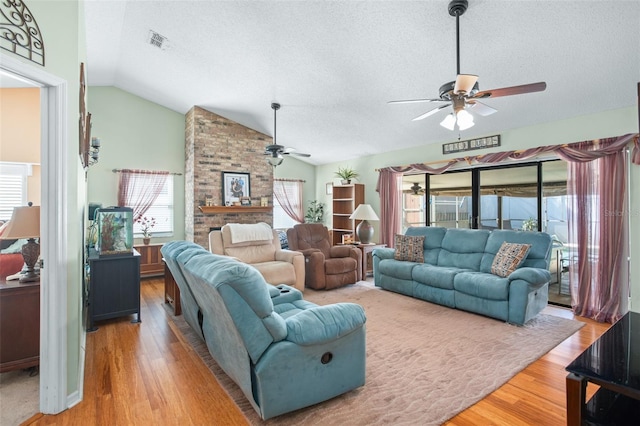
top-left (273, 181), bottom-right (301, 229)
top-left (479, 166), bottom-right (538, 230)
top-left (429, 171), bottom-right (472, 229)
top-left (130, 177), bottom-right (174, 236)
top-left (401, 175), bottom-right (426, 232)
top-left (0, 162), bottom-right (29, 221)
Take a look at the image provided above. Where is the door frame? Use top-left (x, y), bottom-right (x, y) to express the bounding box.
top-left (1, 53), bottom-right (70, 414)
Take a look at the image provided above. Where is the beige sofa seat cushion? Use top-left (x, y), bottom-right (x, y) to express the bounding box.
top-left (252, 261), bottom-right (297, 286)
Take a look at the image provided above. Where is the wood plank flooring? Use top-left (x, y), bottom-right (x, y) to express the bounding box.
top-left (27, 278), bottom-right (609, 425)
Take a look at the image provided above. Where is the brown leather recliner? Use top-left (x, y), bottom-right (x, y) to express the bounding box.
top-left (287, 223), bottom-right (362, 290)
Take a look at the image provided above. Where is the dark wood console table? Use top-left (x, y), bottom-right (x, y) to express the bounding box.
top-left (566, 311), bottom-right (640, 425)
top-left (0, 279), bottom-right (40, 372)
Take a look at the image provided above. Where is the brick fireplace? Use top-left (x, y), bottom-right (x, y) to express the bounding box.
top-left (185, 106), bottom-right (274, 248)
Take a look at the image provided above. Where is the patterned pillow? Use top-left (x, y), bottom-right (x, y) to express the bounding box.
top-left (491, 242), bottom-right (531, 277)
top-left (394, 234), bottom-right (425, 263)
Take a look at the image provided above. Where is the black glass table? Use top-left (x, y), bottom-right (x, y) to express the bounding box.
top-left (566, 311), bottom-right (640, 425)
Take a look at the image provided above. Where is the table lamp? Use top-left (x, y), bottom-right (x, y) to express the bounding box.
top-left (349, 204), bottom-right (379, 244)
top-left (0, 203), bottom-right (40, 283)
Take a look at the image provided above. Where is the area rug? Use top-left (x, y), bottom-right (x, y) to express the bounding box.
top-left (168, 282), bottom-right (584, 425)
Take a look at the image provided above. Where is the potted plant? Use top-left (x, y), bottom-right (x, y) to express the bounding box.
top-left (335, 166), bottom-right (359, 185)
top-left (136, 216), bottom-right (157, 244)
top-left (522, 218), bottom-right (538, 231)
top-left (305, 200), bottom-right (325, 223)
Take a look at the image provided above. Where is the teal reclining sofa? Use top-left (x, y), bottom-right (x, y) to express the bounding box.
top-left (372, 227), bottom-right (553, 325)
top-left (161, 241), bottom-right (367, 420)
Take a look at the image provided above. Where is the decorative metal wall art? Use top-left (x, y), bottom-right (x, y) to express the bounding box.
top-left (0, 0), bottom-right (45, 65)
top-left (442, 135), bottom-right (501, 155)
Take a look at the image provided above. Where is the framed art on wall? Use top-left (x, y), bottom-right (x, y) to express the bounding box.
top-left (222, 172), bottom-right (250, 205)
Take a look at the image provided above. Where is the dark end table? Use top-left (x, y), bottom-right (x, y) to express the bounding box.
top-left (566, 311), bottom-right (640, 425)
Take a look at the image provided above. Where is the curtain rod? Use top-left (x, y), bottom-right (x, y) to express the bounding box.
top-left (274, 178), bottom-right (306, 182)
top-left (112, 168), bottom-right (182, 176)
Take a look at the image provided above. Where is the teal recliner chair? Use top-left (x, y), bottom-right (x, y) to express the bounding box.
top-left (161, 241), bottom-right (367, 420)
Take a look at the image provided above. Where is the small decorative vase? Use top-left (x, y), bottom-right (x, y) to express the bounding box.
top-left (143, 237), bottom-right (151, 245)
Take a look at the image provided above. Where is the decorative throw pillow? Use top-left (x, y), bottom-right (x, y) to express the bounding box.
top-left (491, 242), bottom-right (531, 277)
top-left (394, 234), bottom-right (425, 263)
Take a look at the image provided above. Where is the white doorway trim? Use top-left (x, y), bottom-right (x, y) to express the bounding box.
top-left (0, 53), bottom-right (70, 414)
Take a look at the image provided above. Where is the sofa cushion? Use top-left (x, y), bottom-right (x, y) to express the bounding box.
top-left (491, 242), bottom-right (531, 277)
top-left (394, 234), bottom-right (424, 262)
top-left (378, 258), bottom-right (416, 280)
top-left (437, 228), bottom-right (489, 270)
top-left (481, 230), bottom-right (552, 272)
top-left (405, 226), bottom-right (446, 264)
top-left (412, 264), bottom-right (464, 290)
top-left (454, 271), bottom-right (510, 301)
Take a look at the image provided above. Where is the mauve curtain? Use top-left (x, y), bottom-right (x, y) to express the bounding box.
top-left (566, 141), bottom-right (629, 323)
top-left (273, 179), bottom-right (304, 223)
top-left (376, 169), bottom-right (403, 247)
top-left (117, 169), bottom-right (169, 222)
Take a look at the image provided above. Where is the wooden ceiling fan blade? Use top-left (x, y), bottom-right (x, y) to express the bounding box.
top-left (412, 104), bottom-right (450, 121)
top-left (388, 98), bottom-right (448, 105)
top-left (467, 100), bottom-right (497, 116)
top-left (472, 82), bottom-right (547, 99)
top-left (454, 74), bottom-right (478, 94)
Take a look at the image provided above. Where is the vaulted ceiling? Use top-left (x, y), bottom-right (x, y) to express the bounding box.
top-left (85, 0), bottom-right (640, 165)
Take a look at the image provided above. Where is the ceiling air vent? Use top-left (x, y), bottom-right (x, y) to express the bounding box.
top-left (147, 30), bottom-right (168, 50)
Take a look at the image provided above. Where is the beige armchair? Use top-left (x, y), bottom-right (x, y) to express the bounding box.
top-left (209, 223), bottom-right (305, 291)
top-left (287, 223), bottom-right (362, 290)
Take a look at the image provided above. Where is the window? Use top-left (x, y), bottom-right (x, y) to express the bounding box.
top-left (128, 176), bottom-right (174, 236)
top-left (0, 162), bottom-right (31, 221)
top-left (273, 180), bottom-right (303, 229)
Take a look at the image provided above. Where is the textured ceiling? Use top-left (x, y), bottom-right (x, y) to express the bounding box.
top-left (84, 0), bottom-right (640, 166)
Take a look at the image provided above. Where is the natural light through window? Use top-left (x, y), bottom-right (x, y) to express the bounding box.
top-left (130, 177), bottom-right (174, 236)
top-left (0, 162), bottom-right (30, 221)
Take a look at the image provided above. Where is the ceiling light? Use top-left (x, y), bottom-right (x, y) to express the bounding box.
top-left (267, 152), bottom-right (283, 167)
top-left (456, 109), bottom-right (475, 130)
top-left (440, 108), bottom-right (475, 131)
top-left (440, 114), bottom-right (456, 131)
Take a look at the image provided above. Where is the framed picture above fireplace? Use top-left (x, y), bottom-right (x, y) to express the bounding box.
top-left (222, 172), bottom-right (250, 206)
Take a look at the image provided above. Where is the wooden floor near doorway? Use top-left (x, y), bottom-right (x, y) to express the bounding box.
top-left (27, 278), bottom-right (609, 425)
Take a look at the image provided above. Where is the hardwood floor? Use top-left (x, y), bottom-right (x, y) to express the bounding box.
top-left (27, 278), bottom-right (609, 425)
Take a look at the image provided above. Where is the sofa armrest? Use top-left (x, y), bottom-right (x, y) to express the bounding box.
top-left (508, 267), bottom-right (551, 286)
top-left (298, 248), bottom-right (322, 258)
top-left (330, 245), bottom-right (356, 258)
top-left (275, 249), bottom-right (303, 264)
top-left (372, 247), bottom-right (395, 260)
top-left (285, 303), bottom-right (366, 345)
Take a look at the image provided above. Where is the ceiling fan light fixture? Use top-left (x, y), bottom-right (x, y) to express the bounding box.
top-left (440, 113), bottom-right (456, 130)
top-left (267, 152), bottom-right (284, 167)
top-left (456, 109), bottom-right (474, 130)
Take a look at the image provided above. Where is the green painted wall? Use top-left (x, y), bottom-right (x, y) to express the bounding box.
top-left (87, 86), bottom-right (186, 243)
top-left (316, 106), bottom-right (639, 312)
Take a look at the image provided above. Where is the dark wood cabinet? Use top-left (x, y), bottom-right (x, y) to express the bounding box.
top-left (87, 249), bottom-right (141, 332)
top-left (134, 243), bottom-right (164, 278)
top-left (0, 279), bottom-right (40, 372)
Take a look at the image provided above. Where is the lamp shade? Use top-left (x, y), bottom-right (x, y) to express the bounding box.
top-left (1, 205), bottom-right (40, 239)
top-left (349, 204), bottom-right (379, 221)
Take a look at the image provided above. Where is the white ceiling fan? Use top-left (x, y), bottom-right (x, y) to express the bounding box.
top-left (388, 0), bottom-right (546, 131)
top-left (264, 103), bottom-right (310, 167)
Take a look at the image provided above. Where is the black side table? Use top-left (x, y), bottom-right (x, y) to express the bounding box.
top-left (87, 249), bottom-right (141, 331)
top-left (566, 311), bottom-right (640, 425)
